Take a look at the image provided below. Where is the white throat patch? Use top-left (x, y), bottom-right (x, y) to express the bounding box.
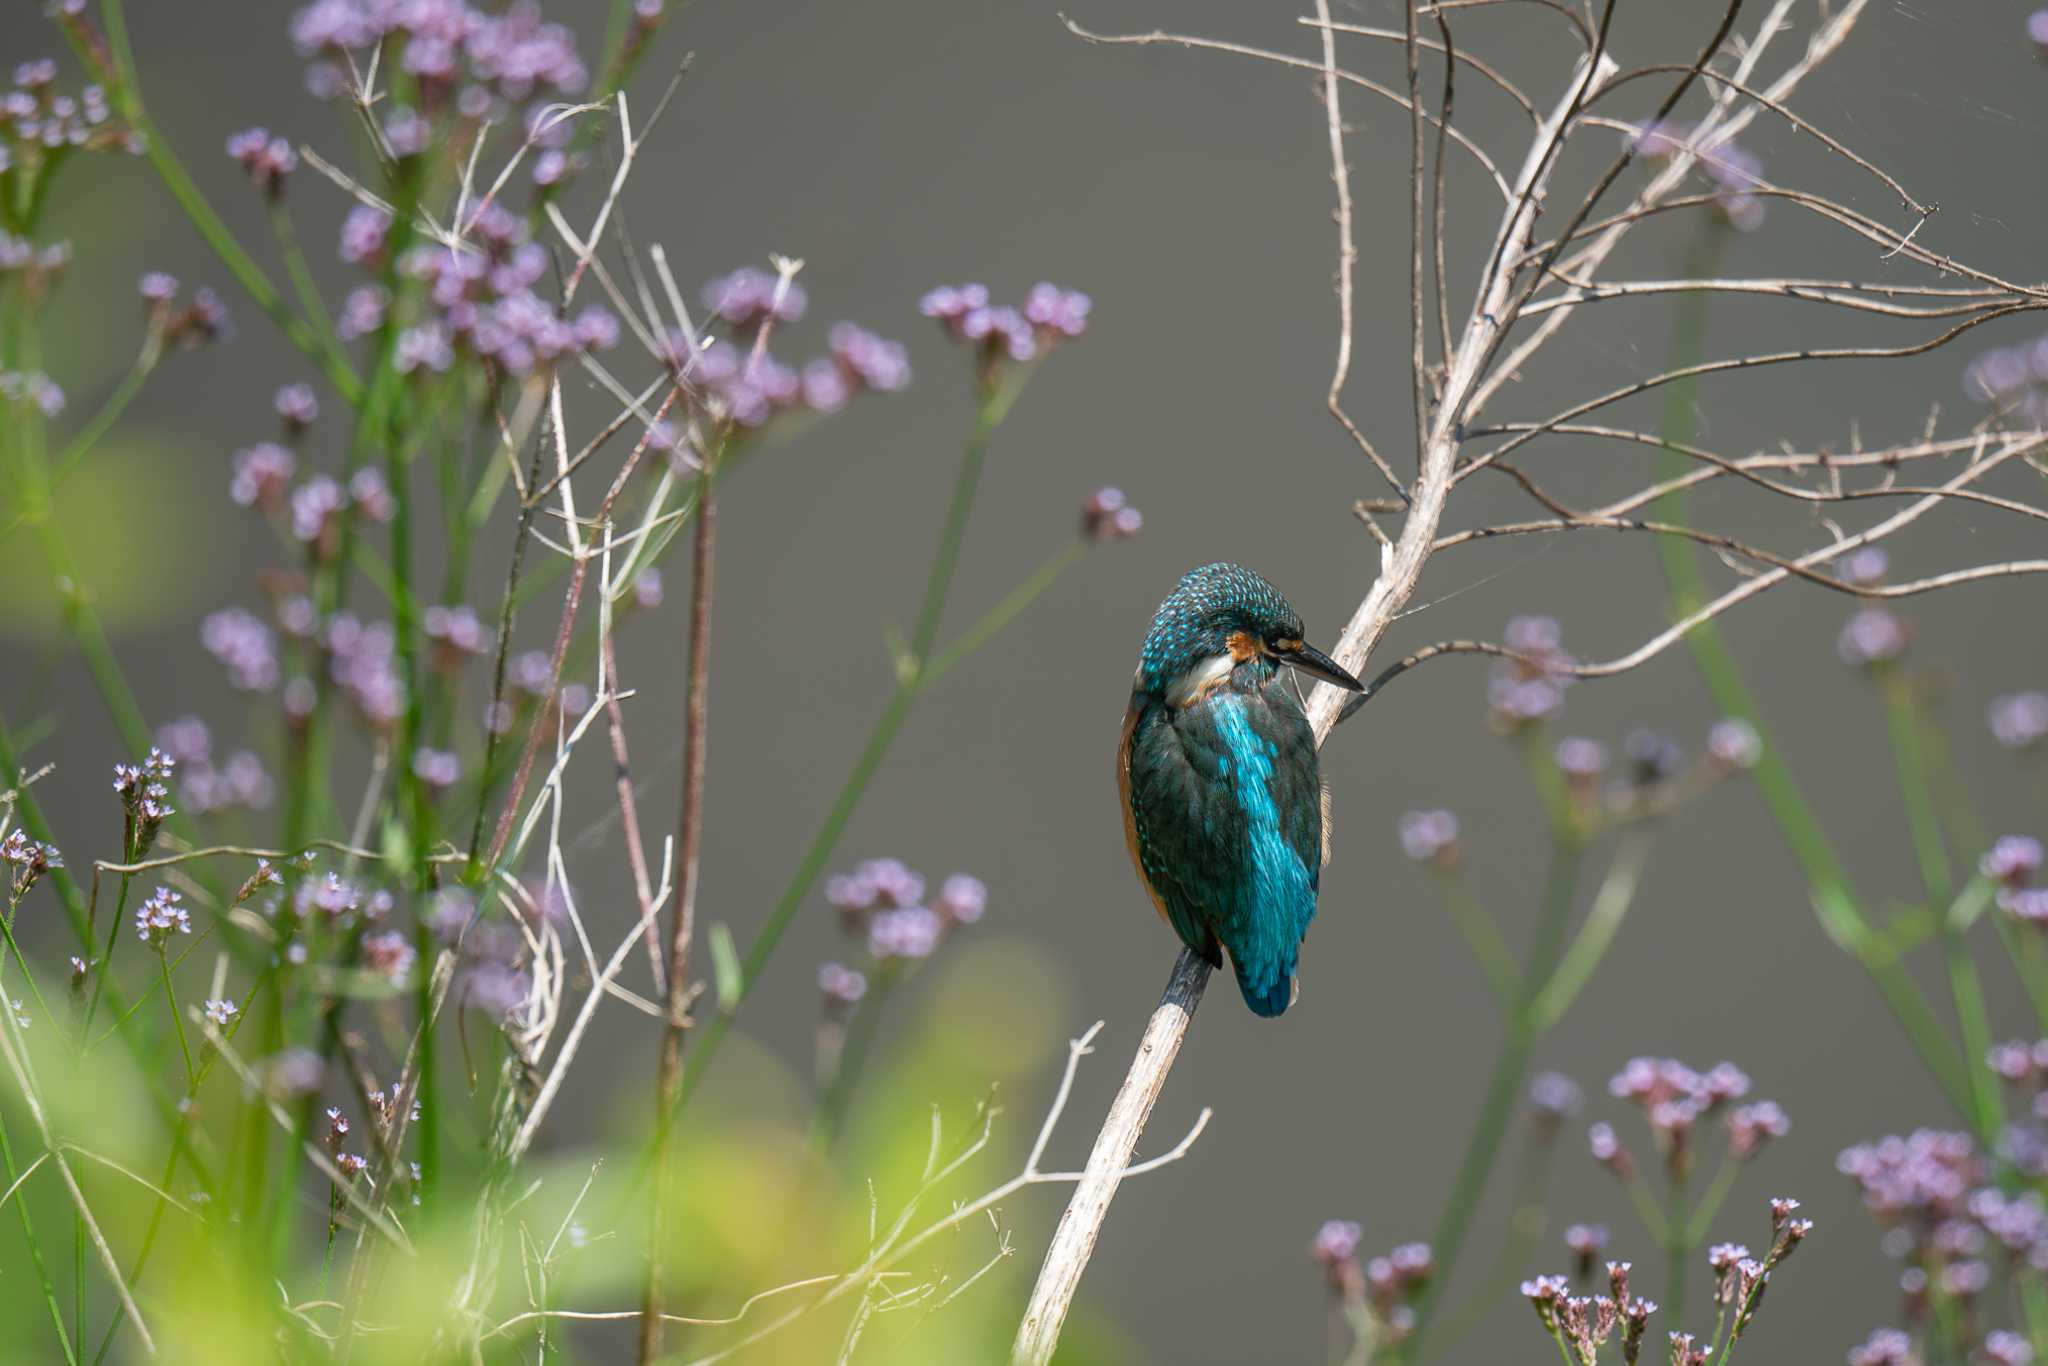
top-left (1165, 653), bottom-right (1235, 709)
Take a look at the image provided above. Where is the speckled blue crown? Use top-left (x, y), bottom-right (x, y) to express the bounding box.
top-left (1136, 562), bottom-right (1304, 695)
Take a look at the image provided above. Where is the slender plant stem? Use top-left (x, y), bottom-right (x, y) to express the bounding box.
top-left (1403, 838), bottom-right (1585, 1358)
top-left (1437, 873), bottom-right (1518, 1010)
top-left (50, 349), bottom-right (155, 485)
top-left (156, 953), bottom-right (194, 1088)
top-left (1883, 681), bottom-right (1954, 904)
top-left (909, 402), bottom-right (997, 660)
top-left (810, 966), bottom-right (900, 1146)
top-left (639, 460), bottom-right (718, 1363)
top-left (0, 1109), bottom-right (77, 1365)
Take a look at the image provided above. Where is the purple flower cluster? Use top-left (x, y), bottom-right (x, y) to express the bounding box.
top-left (1397, 808), bottom-right (1461, 870)
top-left (1, 56), bottom-right (135, 166)
top-left (324, 614), bottom-right (404, 729)
top-left (1989, 691), bottom-right (2048, 751)
top-left (702, 267), bottom-right (807, 330)
top-left (1490, 614), bottom-right (1576, 730)
top-left (275, 382), bottom-right (320, 431)
top-left (1963, 331), bottom-right (2048, 426)
top-left (425, 892), bottom-right (534, 1023)
top-left (225, 125), bottom-right (297, 196)
top-left (1521, 1262), bottom-right (1654, 1366)
top-left (423, 603), bottom-right (487, 671)
top-left (2033, 9), bottom-right (2048, 62)
top-left (1989, 835), bottom-right (2048, 932)
top-left (1, 829), bottom-right (63, 903)
top-left (1530, 1072), bottom-right (1586, 1126)
top-left (817, 960), bottom-right (867, 1014)
top-left (1310, 1222), bottom-right (1430, 1343)
top-left (385, 207), bottom-right (618, 378)
top-left (201, 607), bottom-right (281, 692)
top-left (291, 0), bottom-right (587, 122)
top-left (659, 311), bottom-right (909, 440)
top-left (1838, 606), bottom-right (1910, 670)
top-left (155, 716), bottom-right (273, 814)
top-left (412, 747), bottom-right (461, 795)
top-left (1601, 1057), bottom-right (1783, 1179)
top-left (1080, 486), bottom-right (1144, 542)
top-left (113, 748), bottom-right (177, 854)
top-left (1703, 718), bottom-right (1763, 772)
top-left (136, 273), bottom-right (233, 348)
top-left (1838, 1124), bottom-right (2047, 1361)
top-left (361, 929), bottom-right (417, 982)
top-left (1630, 120), bottom-right (1765, 231)
top-left (134, 886), bottom-right (191, 946)
top-left (920, 282), bottom-right (1090, 383)
top-left (822, 857), bottom-right (985, 967)
top-left (0, 370), bottom-right (63, 418)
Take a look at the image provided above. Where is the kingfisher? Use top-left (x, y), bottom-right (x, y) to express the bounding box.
top-left (1117, 563), bottom-right (1364, 1017)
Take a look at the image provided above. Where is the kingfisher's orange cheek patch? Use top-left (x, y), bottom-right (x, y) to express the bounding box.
top-left (1227, 630), bottom-right (1261, 662)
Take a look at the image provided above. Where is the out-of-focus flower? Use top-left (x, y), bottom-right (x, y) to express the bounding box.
top-left (1629, 120), bottom-right (1765, 230)
top-left (1398, 808), bottom-right (1461, 870)
top-left (274, 382), bottom-right (319, 431)
top-left (1529, 1072), bottom-right (1584, 1125)
top-left (231, 442), bottom-right (297, 509)
top-left (1081, 486), bottom-right (1143, 541)
top-left (1704, 718), bottom-right (1762, 772)
top-left (1490, 614), bottom-right (1575, 731)
top-left (701, 265), bottom-right (807, 329)
top-left (337, 285), bottom-right (388, 340)
top-left (1983, 836), bottom-right (2043, 889)
top-left (1556, 736), bottom-right (1608, 783)
top-left (202, 998), bottom-right (238, 1028)
top-left (1838, 607), bottom-right (1909, 670)
top-left (817, 960), bottom-right (866, 1011)
top-left (1839, 546), bottom-right (1890, 587)
top-left (867, 905), bottom-right (942, 960)
top-left (412, 747), bottom-right (461, 795)
top-left (1727, 1101), bottom-right (1792, 1161)
top-left (935, 874), bottom-right (987, 926)
top-left (1989, 691), bottom-right (2048, 751)
top-left (225, 125), bottom-right (297, 195)
top-left (361, 929), bottom-right (417, 983)
top-left (1964, 331), bottom-right (2048, 426)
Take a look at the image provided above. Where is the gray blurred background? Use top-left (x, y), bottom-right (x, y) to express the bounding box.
top-left (4, 0), bottom-right (2046, 1361)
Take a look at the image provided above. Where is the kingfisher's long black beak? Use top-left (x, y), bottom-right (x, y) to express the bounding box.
top-left (1276, 641), bottom-right (1364, 691)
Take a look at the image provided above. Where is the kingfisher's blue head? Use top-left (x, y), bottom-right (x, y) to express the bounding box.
top-left (1134, 562), bottom-right (1365, 706)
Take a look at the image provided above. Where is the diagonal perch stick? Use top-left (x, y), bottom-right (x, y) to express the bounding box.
top-left (1008, 40), bottom-right (1614, 1366)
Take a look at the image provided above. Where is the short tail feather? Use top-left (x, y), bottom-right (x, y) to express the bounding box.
top-left (1233, 963), bottom-right (1298, 1018)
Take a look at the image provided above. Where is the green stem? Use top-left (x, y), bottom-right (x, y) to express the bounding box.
top-left (0, 1109), bottom-right (77, 1364)
top-left (1428, 1124), bottom-right (1559, 1353)
top-left (1529, 832), bottom-right (1651, 1031)
top-left (1681, 1156), bottom-right (1740, 1248)
top-left (267, 201), bottom-right (358, 396)
top-left (50, 349), bottom-right (155, 485)
top-left (1938, 879), bottom-right (2003, 1140)
top-left (1436, 873), bottom-right (1518, 1011)
top-left (810, 966), bottom-right (900, 1147)
top-left (1405, 840), bottom-right (1585, 1357)
top-left (1883, 681), bottom-right (1953, 904)
top-left (156, 951), bottom-right (194, 1088)
top-left (1663, 1176), bottom-right (1690, 1334)
top-left (908, 401), bottom-right (997, 662)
